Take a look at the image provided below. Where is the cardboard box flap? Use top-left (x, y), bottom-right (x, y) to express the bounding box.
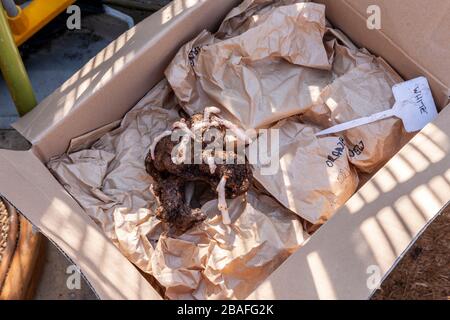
top-left (0, 149), bottom-right (161, 300)
top-left (12, 0), bottom-right (240, 162)
top-left (248, 103), bottom-right (450, 300)
top-left (348, 0), bottom-right (450, 89)
top-left (318, 0), bottom-right (450, 108)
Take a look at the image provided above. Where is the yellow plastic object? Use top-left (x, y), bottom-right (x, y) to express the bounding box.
top-left (7, 0), bottom-right (76, 46)
top-left (0, 6), bottom-right (36, 115)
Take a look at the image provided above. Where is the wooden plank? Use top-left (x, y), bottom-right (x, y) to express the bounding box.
top-left (0, 201), bottom-right (44, 300)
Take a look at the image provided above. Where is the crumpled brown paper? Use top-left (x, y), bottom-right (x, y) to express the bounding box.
top-left (47, 0), bottom-right (410, 299)
top-left (165, 2), bottom-right (332, 129)
top-left (300, 40), bottom-right (406, 173)
top-left (155, 191), bottom-right (307, 300)
top-left (48, 80), bottom-right (180, 273)
top-left (48, 80), bottom-right (307, 300)
top-left (165, 0), bottom-right (405, 222)
top-left (166, 0), bottom-right (405, 173)
top-left (251, 117), bottom-right (359, 223)
top-left (216, 0), bottom-right (301, 39)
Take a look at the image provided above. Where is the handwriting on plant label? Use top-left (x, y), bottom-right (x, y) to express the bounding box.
top-left (390, 76), bottom-right (438, 132)
top-left (413, 84), bottom-right (428, 115)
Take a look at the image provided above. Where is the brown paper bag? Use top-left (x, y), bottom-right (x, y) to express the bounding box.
top-left (47, 0), bottom-right (410, 300)
top-left (250, 117), bottom-right (359, 223)
top-left (48, 80), bottom-right (180, 273)
top-left (155, 190), bottom-right (307, 300)
top-left (216, 0), bottom-right (303, 39)
top-left (48, 80), bottom-right (307, 300)
top-left (301, 42), bottom-right (407, 173)
top-left (165, 2), bottom-right (331, 129)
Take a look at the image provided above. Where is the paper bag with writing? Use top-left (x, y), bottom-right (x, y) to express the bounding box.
top-left (166, 0), bottom-right (407, 174)
top-left (251, 117), bottom-right (359, 223)
top-left (47, 0), bottom-right (410, 300)
top-left (48, 80), bottom-right (307, 300)
top-left (165, 2), bottom-right (332, 129)
top-left (301, 42), bottom-right (407, 173)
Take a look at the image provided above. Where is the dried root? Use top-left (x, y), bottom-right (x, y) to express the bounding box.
top-left (211, 116), bottom-right (252, 144)
top-left (150, 130), bottom-right (172, 160)
top-left (146, 106), bottom-right (252, 232)
top-left (216, 175), bottom-right (231, 225)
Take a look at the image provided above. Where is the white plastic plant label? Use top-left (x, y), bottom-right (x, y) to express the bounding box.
top-left (316, 77), bottom-right (438, 136)
top-left (391, 76), bottom-right (439, 132)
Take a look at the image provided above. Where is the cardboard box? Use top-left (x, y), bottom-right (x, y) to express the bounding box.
top-left (1, 0), bottom-right (449, 299)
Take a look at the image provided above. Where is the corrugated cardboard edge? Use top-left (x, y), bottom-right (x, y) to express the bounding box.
top-left (12, 0), bottom-right (241, 162)
top-left (248, 104), bottom-right (450, 300)
top-left (0, 149), bottom-right (161, 300)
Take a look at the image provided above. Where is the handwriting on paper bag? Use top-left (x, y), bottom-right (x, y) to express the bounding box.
top-left (326, 139), bottom-right (365, 168)
top-left (347, 140), bottom-right (365, 158)
top-left (337, 168), bottom-right (351, 184)
top-left (188, 46), bottom-right (201, 66)
top-left (326, 137), bottom-right (346, 168)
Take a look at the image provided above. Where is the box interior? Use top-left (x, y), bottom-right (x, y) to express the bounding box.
top-left (1, 0), bottom-right (449, 299)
